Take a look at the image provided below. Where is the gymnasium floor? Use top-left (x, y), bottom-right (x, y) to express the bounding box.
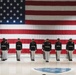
top-left (0, 54), bottom-right (76, 75)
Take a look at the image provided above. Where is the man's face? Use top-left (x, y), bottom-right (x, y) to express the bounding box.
top-left (3, 38), bottom-right (5, 41)
top-left (32, 39), bottom-right (34, 42)
top-left (18, 39), bottom-right (20, 41)
top-left (69, 39), bottom-right (72, 42)
top-left (57, 39), bottom-right (60, 42)
top-left (46, 39), bottom-right (49, 42)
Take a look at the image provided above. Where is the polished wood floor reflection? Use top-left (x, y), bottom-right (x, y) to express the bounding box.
top-left (0, 54), bottom-right (76, 75)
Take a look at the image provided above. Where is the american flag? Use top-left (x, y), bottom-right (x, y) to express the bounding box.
top-left (0, 0), bottom-right (76, 53)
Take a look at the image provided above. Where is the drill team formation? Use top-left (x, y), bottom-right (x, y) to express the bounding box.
top-left (0, 38), bottom-right (75, 62)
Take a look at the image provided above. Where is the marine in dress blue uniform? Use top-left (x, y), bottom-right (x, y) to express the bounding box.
top-left (55, 38), bottom-right (62, 61)
top-left (1, 38), bottom-right (9, 61)
top-left (66, 38), bottom-right (74, 61)
top-left (42, 39), bottom-right (51, 62)
top-left (16, 38), bottom-right (22, 61)
top-left (30, 39), bottom-right (37, 61)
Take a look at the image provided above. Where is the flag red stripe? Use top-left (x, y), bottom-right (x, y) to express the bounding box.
top-left (25, 20), bottom-right (76, 25)
top-left (0, 39), bottom-right (76, 44)
top-left (0, 30), bottom-right (76, 34)
top-left (26, 11), bottom-right (76, 15)
top-left (0, 49), bottom-right (75, 54)
top-left (26, 1), bottom-right (76, 6)
top-left (7, 49), bottom-right (67, 54)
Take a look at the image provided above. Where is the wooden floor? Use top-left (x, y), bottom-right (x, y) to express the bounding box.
top-left (0, 54), bottom-right (76, 75)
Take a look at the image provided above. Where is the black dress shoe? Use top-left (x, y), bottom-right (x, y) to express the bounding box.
top-left (69, 59), bottom-right (72, 61)
top-left (2, 59), bottom-right (5, 61)
top-left (31, 59), bottom-right (35, 61)
top-left (17, 59), bottom-right (20, 61)
top-left (43, 74), bottom-right (46, 75)
top-left (46, 61), bottom-right (49, 62)
top-left (57, 59), bottom-right (60, 61)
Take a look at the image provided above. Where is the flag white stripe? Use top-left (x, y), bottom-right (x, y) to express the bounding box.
top-left (1, 25), bottom-right (76, 30)
top-left (0, 34), bottom-right (76, 39)
top-left (7, 44), bottom-right (76, 49)
top-left (26, 6), bottom-right (76, 11)
top-left (26, 15), bottom-right (76, 20)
